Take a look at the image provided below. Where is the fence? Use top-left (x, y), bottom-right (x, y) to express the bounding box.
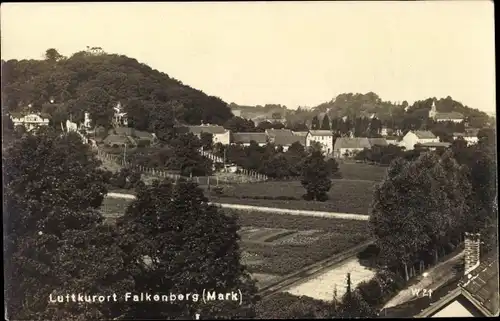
top-left (94, 146), bottom-right (267, 184)
top-left (199, 148), bottom-right (268, 181)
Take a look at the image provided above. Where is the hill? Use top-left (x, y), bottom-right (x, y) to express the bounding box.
top-left (1, 48), bottom-right (234, 132)
top-left (311, 92), bottom-right (490, 128)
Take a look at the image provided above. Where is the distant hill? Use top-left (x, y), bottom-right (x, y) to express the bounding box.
top-left (307, 92), bottom-right (490, 128)
top-left (229, 103), bottom-right (288, 120)
top-left (1, 48), bottom-right (233, 131)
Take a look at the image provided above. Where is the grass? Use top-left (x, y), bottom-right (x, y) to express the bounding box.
top-left (210, 179), bottom-right (377, 214)
top-left (338, 162), bottom-right (388, 181)
top-left (230, 209), bottom-right (371, 275)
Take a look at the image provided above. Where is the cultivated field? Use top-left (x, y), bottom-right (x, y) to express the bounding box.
top-left (232, 210), bottom-right (370, 276)
top-left (99, 197), bottom-right (371, 288)
top-left (210, 179), bottom-right (377, 214)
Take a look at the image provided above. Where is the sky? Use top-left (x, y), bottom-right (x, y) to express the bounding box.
top-left (1, 2), bottom-right (496, 113)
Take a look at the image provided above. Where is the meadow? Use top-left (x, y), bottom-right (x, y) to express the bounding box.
top-left (337, 161), bottom-right (388, 181)
top-left (210, 179), bottom-right (378, 214)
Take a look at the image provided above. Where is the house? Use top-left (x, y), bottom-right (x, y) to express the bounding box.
top-left (429, 101), bottom-right (464, 123)
top-left (10, 111), bottom-right (51, 132)
top-left (416, 142), bottom-right (451, 151)
top-left (385, 136), bottom-right (400, 146)
top-left (368, 138), bottom-right (388, 147)
top-left (333, 137), bottom-right (371, 158)
top-left (306, 130), bottom-right (334, 155)
top-left (231, 132), bottom-right (268, 147)
top-left (103, 134), bottom-right (133, 148)
top-left (183, 124), bottom-right (231, 145)
top-left (453, 129), bottom-right (480, 145)
top-left (400, 130), bottom-right (439, 151)
top-left (380, 127), bottom-right (389, 137)
top-left (273, 133), bottom-right (307, 152)
top-left (415, 233), bottom-right (499, 318)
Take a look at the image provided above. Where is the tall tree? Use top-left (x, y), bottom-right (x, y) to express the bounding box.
top-left (116, 179), bottom-right (258, 319)
top-left (320, 114), bottom-right (331, 130)
top-left (301, 149), bottom-right (332, 201)
top-left (311, 115), bottom-right (320, 130)
top-left (4, 127), bottom-right (132, 320)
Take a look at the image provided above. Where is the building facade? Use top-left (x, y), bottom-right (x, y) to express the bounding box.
top-left (10, 112), bottom-right (51, 132)
top-left (429, 101), bottom-right (464, 123)
top-left (306, 130), bottom-right (334, 154)
top-left (400, 130), bottom-right (439, 151)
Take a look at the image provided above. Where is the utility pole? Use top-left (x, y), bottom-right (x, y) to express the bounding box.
top-left (123, 143), bottom-right (127, 166)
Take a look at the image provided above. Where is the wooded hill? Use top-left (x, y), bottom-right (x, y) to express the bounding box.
top-left (311, 92), bottom-right (491, 129)
top-left (1, 48), bottom-right (234, 132)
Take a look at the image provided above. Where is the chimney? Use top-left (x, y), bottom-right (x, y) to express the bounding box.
top-left (464, 232), bottom-right (481, 275)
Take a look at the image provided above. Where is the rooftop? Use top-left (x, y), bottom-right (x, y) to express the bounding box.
top-left (309, 130), bottom-right (334, 137)
top-left (419, 142), bottom-right (451, 148)
top-left (459, 255), bottom-right (499, 317)
top-left (435, 111), bottom-right (465, 120)
top-left (103, 134), bottom-right (131, 146)
top-left (274, 134), bottom-right (306, 146)
top-left (412, 130), bottom-right (437, 139)
top-left (368, 138), bottom-right (388, 147)
top-left (334, 137), bottom-right (371, 149)
top-left (265, 129), bottom-right (293, 138)
top-left (232, 132), bottom-right (268, 144)
top-left (183, 125), bottom-right (227, 135)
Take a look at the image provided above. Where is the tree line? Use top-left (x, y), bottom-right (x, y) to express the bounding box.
top-left (369, 129), bottom-right (497, 281)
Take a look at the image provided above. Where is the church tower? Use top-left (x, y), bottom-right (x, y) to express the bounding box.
top-left (428, 101), bottom-right (437, 119)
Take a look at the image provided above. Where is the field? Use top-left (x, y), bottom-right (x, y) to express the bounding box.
top-left (210, 179), bottom-right (377, 214)
top-left (337, 162), bottom-right (388, 181)
top-left (232, 210), bottom-right (370, 276)
top-left (99, 197), bottom-right (371, 288)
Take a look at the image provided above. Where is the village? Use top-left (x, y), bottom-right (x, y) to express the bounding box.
top-left (3, 2), bottom-right (497, 320)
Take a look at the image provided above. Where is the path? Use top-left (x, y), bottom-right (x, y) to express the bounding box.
top-left (383, 250), bottom-right (465, 309)
top-left (105, 193), bottom-right (369, 221)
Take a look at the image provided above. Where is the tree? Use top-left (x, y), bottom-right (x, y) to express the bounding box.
top-left (223, 116), bottom-right (256, 132)
top-left (45, 48), bottom-right (64, 62)
top-left (320, 114), bottom-right (331, 130)
top-left (370, 151), bottom-right (469, 280)
top-left (4, 127), bottom-right (132, 320)
top-left (167, 133), bottom-right (212, 176)
top-left (338, 273), bottom-right (377, 318)
top-left (116, 179), bottom-right (258, 319)
top-left (301, 149), bottom-right (332, 201)
top-left (200, 132), bottom-right (214, 150)
top-left (311, 115), bottom-right (320, 130)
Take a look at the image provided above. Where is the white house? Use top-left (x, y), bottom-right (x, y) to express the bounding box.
top-left (429, 101), bottom-right (464, 123)
top-left (333, 137), bottom-right (371, 158)
top-left (400, 130), bottom-right (439, 151)
top-left (231, 132), bottom-right (268, 147)
top-left (453, 129), bottom-right (479, 145)
top-left (184, 125), bottom-right (231, 145)
top-left (306, 130), bottom-right (334, 155)
top-left (10, 112), bottom-right (51, 132)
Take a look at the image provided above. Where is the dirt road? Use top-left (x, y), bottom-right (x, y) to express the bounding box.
top-left (105, 193), bottom-right (369, 220)
top-left (383, 250), bottom-right (465, 309)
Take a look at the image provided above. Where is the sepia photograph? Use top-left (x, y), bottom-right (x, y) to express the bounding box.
top-left (2, 1), bottom-right (498, 319)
